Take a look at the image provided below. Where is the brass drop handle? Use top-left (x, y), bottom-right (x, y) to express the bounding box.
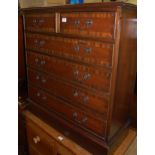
top-left (32, 19), bottom-right (44, 25)
top-left (83, 72), bottom-right (91, 80)
top-left (74, 19), bottom-right (80, 27)
top-left (36, 92), bottom-right (41, 97)
top-left (85, 19), bottom-right (93, 27)
top-left (32, 19), bottom-right (38, 25)
top-left (36, 75), bottom-right (40, 80)
top-left (72, 112), bottom-right (88, 124)
top-left (34, 39), bottom-right (38, 44)
top-left (42, 96), bottom-right (47, 100)
top-left (39, 40), bottom-right (45, 46)
top-left (73, 90), bottom-right (79, 97)
top-left (73, 112), bottom-right (78, 119)
top-left (33, 136), bottom-right (40, 144)
top-left (74, 45), bottom-right (80, 52)
top-left (40, 60), bottom-right (46, 65)
top-left (84, 47), bottom-right (92, 53)
top-left (38, 19), bottom-right (45, 24)
top-left (83, 96), bottom-right (89, 104)
top-left (41, 78), bottom-right (46, 83)
top-left (34, 39), bottom-right (45, 46)
top-left (35, 58), bottom-right (39, 64)
top-left (73, 70), bottom-right (79, 77)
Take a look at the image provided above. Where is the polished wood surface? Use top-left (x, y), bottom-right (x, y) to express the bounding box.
top-left (60, 12), bottom-right (115, 40)
top-left (27, 120), bottom-right (55, 155)
top-left (26, 51), bottom-right (111, 92)
top-left (27, 68), bottom-right (108, 115)
top-left (25, 33), bottom-right (113, 67)
top-left (28, 86), bottom-right (107, 137)
top-left (25, 111), bottom-right (92, 155)
top-left (21, 2), bottom-right (137, 154)
top-left (24, 13), bottom-right (55, 32)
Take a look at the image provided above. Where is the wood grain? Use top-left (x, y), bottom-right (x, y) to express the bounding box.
top-left (25, 111), bottom-right (92, 155)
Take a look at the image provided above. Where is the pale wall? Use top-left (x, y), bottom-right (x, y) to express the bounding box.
top-left (19, 0), bottom-right (137, 8)
top-left (103, 0), bottom-right (136, 5)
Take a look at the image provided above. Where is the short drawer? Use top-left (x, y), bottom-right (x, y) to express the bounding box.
top-left (28, 68), bottom-right (109, 115)
top-left (29, 146), bottom-right (40, 155)
top-left (26, 33), bottom-right (113, 67)
top-left (28, 86), bottom-right (107, 137)
top-left (27, 119), bottom-right (55, 155)
top-left (55, 142), bottom-right (74, 155)
top-left (27, 51), bottom-right (111, 92)
top-left (60, 12), bottom-right (116, 40)
top-left (24, 13), bottom-right (55, 32)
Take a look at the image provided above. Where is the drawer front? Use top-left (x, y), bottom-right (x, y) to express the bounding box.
top-left (29, 146), bottom-right (41, 155)
top-left (28, 69), bottom-right (108, 115)
top-left (24, 13), bottom-right (55, 32)
top-left (60, 12), bottom-right (115, 40)
top-left (27, 52), bottom-right (111, 92)
top-left (28, 86), bottom-right (107, 137)
top-left (55, 142), bottom-right (74, 155)
top-left (27, 120), bottom-right (55, 155)
top-left (26, 33), bottom-right (113, 67)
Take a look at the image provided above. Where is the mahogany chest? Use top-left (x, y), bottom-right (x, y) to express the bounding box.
top-left (21, 2), bottom-right (137, 155)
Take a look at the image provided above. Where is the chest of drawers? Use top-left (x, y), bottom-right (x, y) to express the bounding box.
top-left (21, 2), bottom-right (137, 155)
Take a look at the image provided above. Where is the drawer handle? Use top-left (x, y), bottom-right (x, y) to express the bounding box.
top-left (36, 75), bottom-right (40, 80)
top-left (73, 70), bottom-right (79, 77)
top-left (33, 136), bottom-right (40, 144)
top-left (32, 19), bottom-right (38, 24)
top-left (73, 90), bottom-right (79, 97)
top-left (74, 20), bottom-right (80, 27)
top-left (72, 112), bottom-right (88, 124)
top-left (34, 59), bottom-right (45, 66)
top-left (84, 47), bottom-right (92, 53)
top-left (83, 96), bottom-right (89, 104)
top-left (83, 73), bottom-right (91, 80)
top-left (73, 112), bottom-right (78, 119)
top-left (74, 45), bottom-right (80, 52)
top-left (39, 40), bottom-right (45, 46)
top-left (32, 19), bottom-right (44, 25)
top-left (34, 40), bottom-right (45, 46)
top-left (34, 39), bottom-right (38, 44)
top-left (36, 92), bottom-right (40, 97)
top-left (35, 58), bottom-right (39, 64)
top-left (39, 19), bottom-right (45, 24)
top-left (41, 78), bottom-right (46, 83)
top-left (42, 96), bottom-right (47, 100)
top-left (40, 60), bottom-right (46, 65)
top-left (85, 19), bottom-right (93, 27)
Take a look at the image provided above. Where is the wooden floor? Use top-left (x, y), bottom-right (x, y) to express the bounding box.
top-left (114, 128), bottom-right (137, 155)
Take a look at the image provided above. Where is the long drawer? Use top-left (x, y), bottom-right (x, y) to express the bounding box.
top-left (28, 86), bottom-right (107, 137)
top-left (60, 12), bottom-right (116, 40)
top-left (26, 51), bottom-right (111, 92)
top-left (28, 68), bottom-right (109, 115)
top-left (24, 13), bottom-right (55, 32)
top-left (26, 33), bottom-right (113, 67)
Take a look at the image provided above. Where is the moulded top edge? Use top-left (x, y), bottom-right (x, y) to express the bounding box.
top-left (19, 2), bottom-right (137, 13)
